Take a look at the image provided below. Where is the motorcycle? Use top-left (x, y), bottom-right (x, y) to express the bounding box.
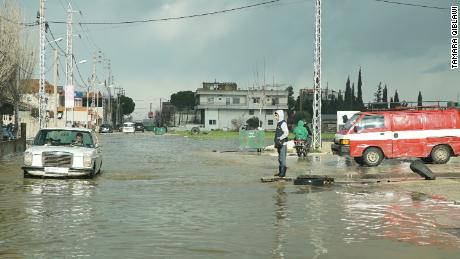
top-left (294, 137), bottom-right (311, 157)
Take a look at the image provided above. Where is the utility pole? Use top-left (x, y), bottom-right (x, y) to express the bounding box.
top-left (312, 0), bottom-right (322, 150)
top-left (65, 3), bottom-right (74, 126)
top-left (160, 98), bottom-right (163, 127)
top-left (53, 49), bottom-right (58, 127)
top-left (38, 0), bottom-right (46, 129)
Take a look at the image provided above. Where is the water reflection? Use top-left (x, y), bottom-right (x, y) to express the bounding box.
top-left (20, 179), bottom-right (97, 257)
top-left (303, 189), bottom-right (329, 259)
top-left (340, 190), bottom-right (460, 248)
top-left (272, 185), bottom-right (288, 259)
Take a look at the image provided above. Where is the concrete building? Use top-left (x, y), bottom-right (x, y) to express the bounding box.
top-left (195, 82), bottom-right (288, 130)
top-left (300, 87), bottom-right (339, 101)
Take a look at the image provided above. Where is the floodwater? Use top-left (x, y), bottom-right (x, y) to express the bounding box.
top-left (1, 133), bottom-right (460, 258)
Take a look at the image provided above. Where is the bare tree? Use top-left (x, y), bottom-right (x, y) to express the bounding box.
top-left (0, 0), bottom-right (36, 131)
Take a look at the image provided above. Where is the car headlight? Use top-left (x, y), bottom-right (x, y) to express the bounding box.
top-left (24, 152), bottom-right (33, 166)
top-left (83, 154), bottom-right (93, 167)
top-left (340, 139), bottom-right (350, 145)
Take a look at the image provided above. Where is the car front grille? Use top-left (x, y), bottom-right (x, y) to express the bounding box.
top-left (42, 152), bottom-right (73, 168)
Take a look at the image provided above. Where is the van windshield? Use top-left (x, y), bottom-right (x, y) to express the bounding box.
top-left (343, 114), bottom-right (360, 130)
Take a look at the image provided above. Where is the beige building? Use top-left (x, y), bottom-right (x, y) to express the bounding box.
top-left (195, 82), bottom-right (288, 130)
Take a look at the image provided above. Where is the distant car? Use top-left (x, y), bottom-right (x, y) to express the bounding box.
top-left (2, 125), bottom-right (14, 141)
top-left (99, 124), bottom-right (113, 133)
top-left (122, 122), bottom-right (135, 133)
top-left (2, 126), bottom-right (9, 141)
top-left (134, 122), bottom-right (144, 132)
top-left (116, 124), bottom-right (123, 132)
top-left (21, 127), bottom-right (103, 178)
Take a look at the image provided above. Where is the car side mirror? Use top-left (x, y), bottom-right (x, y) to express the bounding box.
top-left (353, 126), bottom-right (361, 133)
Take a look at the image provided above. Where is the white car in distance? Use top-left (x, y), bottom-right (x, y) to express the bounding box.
top-left (22, 128), bottom-right (102, 178)
top-left (122, 122), bottom-right (135, 133)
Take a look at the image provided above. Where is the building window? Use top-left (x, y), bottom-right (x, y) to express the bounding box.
top-left (249, 109), bottom-right (254, 115)
top-left (233, 97), bottom-right (240, 104)
top-left (252, 97), bottom-right (260, 103)
top-left (266, 109), bottom-right (273, 115)
top-left (209, 120), bottom-right (216, 125)
top-left (74, 98), bottom-right (83, 107)
top-left (268, 120), bottom-right (274, 125)
top-left (226, 97), bottom-right (230, 105)
top-left (271, 97), bottom-right (279, 105)
top-left (207, 97), bottom-right (214, 104)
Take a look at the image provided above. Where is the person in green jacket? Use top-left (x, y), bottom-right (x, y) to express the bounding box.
top-left (293, 120), bottom-right (308, 141)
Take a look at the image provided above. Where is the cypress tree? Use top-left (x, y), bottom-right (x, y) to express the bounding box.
top-left (390, 97), bottom-right (394, 109)
top-left (382, 84), bottom-right (388, 109)
top-left (357, 68), bottom-right (364, 110)
top-left (394, 90), bottom-right (400, 107)
top-left (345, 76), bottom-right (351, 110)
top-left (417, 91), bottom-right (423, 107)
top-left (351, 83), bottom-right (356, 110)
top-left (337, 90), bottom-right (344, 110)
top-left (374, 82), bottom-right (382, 103)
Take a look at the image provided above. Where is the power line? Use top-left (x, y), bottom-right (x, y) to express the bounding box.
top-left (72, 54), bottom-right (89, 88)
top-left (47, 25), bottom-right (68, 55)
top-left (373, 0), bottom-right (449, 10)
top-left (72, 1), bottom-right (102, 51)
top-left (46, 0), bottom-right (282, 25)
top-left (0, 14), bottom-right (36, 27)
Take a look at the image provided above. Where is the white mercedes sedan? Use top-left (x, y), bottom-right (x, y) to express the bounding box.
top-left (22, 128), bottom-right (102, 178)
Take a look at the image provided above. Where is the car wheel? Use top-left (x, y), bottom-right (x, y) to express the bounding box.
top-left (430, 145), bottom-right (451, 164)
top-left (23, 170), bottom-right (31, 178)
top-left (362, 147), bottom-right (384, 167)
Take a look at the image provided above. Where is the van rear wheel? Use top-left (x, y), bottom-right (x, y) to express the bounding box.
top-left (430, 145), bottom-right (451, 164)
top-left (362, 147), bottom-right (384, 167)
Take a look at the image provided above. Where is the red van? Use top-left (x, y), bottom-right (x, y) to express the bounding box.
top-left (331, 108), bottom-right (460, 166)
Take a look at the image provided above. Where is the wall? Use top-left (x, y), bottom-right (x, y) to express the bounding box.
top-left (0, 123), bottom-right (26, 157)
top-left (203, 109), bottom-right (281, 130)
top-left (17, 111), bottom-right (65, 139)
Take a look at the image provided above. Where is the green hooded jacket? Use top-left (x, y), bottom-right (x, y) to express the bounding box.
top-left (293, 120), bottom-right (308, 140)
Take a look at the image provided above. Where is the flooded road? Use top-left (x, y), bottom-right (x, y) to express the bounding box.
top-left (1, 133), bottom-right (460, 258)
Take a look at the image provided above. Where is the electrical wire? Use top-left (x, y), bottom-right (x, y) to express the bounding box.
top-left (47, 0), bottom-right (282, 25)
top-left (72, 1), bottom-right (102, 51)
top-left (47, 26), bottom-right (68, 56)
top-left (72, 54), bottom-right (89, 88)
top-left (373, 0), bottom-right (449, 10)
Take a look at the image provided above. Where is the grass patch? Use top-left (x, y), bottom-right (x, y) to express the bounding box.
top-left (171, 130), bottom-right (336, 140)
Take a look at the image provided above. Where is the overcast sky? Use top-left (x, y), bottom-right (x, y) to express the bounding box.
top-left (17, 0), bottom-right (459, 119)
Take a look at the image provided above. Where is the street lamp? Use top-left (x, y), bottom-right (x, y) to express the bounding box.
top-left (50, 37), bottom-right (63, 43)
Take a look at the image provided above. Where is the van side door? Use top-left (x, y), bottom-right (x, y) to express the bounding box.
top-left (391, 113), bottom-right (426, 157)
top-left (352, 114), bottom-right (391, 157)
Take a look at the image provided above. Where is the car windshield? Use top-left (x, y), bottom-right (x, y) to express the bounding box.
top-left (33, 129), bottom-right (94, 147)
top-left (343, 113), bottom-right (361, 130)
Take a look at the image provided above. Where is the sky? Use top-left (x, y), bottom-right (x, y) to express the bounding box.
top-left (16, 0), bottom-right (460, 119)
